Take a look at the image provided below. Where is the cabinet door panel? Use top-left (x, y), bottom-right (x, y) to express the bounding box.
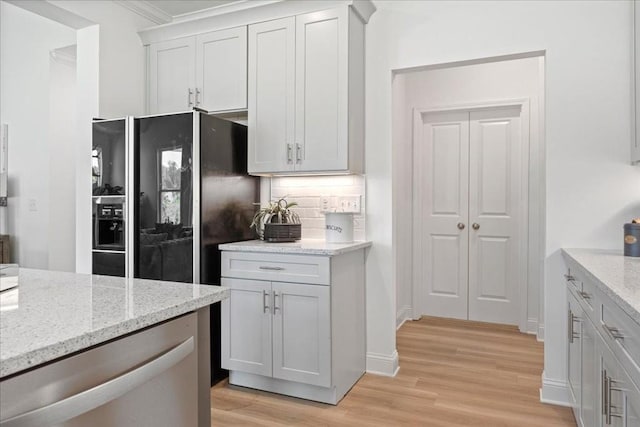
top-left (295, 8), bottom-right (348, 172)
top-left (248, 18), bottom-right (295, 174)
top-left (272, 282), bottom-right (331, 387)
top-left (568, 291), bottom-right (582, 415)
top-left (196, 27), bottom-right (247, 112)
top-left (582, 314), bottom-right (597, 427)
top-left (149, 38), bottom-right (195, 114)
top-left (221, 278), bottom-right (272, 376)
top-left (597, 340), bottom-right (624, 427)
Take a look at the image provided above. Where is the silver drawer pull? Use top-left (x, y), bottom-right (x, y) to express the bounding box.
top-left (603, 324), bottom-right (624, 340)
top-left (578, 291), bottom-right (591, 300)
top-left (259, 266), bottom-right (285, 271)
top-left (0, 337), bottom-right (194, 427)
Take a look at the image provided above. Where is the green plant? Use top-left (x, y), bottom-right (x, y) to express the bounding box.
top-left (250, 197), bottom-right (301, 239)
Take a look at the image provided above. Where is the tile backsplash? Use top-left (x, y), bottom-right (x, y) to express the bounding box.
top-left (270, 175), bottom-right (366, 241)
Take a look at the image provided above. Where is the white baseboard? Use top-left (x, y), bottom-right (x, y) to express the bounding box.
top-left (539, 371), bottom-right (570, 407)
top-left (366, 350), bottom-right (399, 377)
top-left (526, 317), bottom-right (538, 335)
top-left (537, 323), bottom-right (545, 342)
top-left (396, 305), bottom-right (412, 329)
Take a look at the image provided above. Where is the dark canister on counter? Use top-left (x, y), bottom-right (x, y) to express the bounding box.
top-left (624, 221), bottom-right (640, 257)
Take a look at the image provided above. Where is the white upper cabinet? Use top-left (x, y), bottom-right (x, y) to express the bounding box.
top-left (248, 6), bottom-right (366, 175)
top-left (149, 37), bottom-right (196, 114)
top-left (147, 27), bottom-right (248, 114)
top-left (247, 18), bottom-right (296, 174)
top-left (196, 27), bottom-right (247, 112)
top-left (634, 1), bottom-right (639, 164)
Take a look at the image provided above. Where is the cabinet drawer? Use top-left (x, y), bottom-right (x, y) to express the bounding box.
top-left (221, 252), bottom-right (330, 285)
top-left (572, 268), bottom-right (596, 314)
top-left (600, 296), bottom-right (640, 386)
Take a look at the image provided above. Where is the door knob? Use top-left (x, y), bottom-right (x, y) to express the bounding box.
top-left (472, 223), bottom-right (480, 230)
top-left (457, 223), bottom-right (465, 230)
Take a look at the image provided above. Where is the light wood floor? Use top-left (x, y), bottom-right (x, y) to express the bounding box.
top-left (210, 316), bottom-right (576, 426)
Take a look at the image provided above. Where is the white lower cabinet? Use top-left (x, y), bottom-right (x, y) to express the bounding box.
top-left (220, 248), bottom-right (366, 404)
top-left (221, 278), bottom-right (330, 387)
top-left (565, 269), bottom-right (640, 427)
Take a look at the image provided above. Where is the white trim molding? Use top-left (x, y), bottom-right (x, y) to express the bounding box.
top-left (537, 322), bottom-right (545, 342)
top-left (396, 305), bottom-right (412, 330)
top-left (138, 0), bottom-right (375, 45)
top-left (540, 371), bottom-right (570, 407)
top-left (366, 350), bottom-right (399, 377)
top-left (114, 1), bottom-right (172, 25)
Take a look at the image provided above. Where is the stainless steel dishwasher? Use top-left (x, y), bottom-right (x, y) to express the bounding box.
top-left (0, 313), bottom-right (198, 427)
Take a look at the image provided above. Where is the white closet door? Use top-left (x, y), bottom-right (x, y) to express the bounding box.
top-left (468, 107), bottom-right (522, 325)
top-left (148, 37), bottom-right (195, 114)
top-left (415, 110), bottom-right (469, 320)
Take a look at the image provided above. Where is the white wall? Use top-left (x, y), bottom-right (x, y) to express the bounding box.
top-left (51, 1), bottom-right (154, 118)
top-left (45, 1), bottom-right (155, 273)
top-left (367, 0), bottom-right (640, 397)
top-left (48, 46), bottom-right (78, 272)
top-left (394, 57), bottom-right (542, 332)
top-left (0, 2), bottom-right (76, 268)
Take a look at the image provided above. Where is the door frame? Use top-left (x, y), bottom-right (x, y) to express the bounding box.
top-left (411, 98), bottom-right (533, 332)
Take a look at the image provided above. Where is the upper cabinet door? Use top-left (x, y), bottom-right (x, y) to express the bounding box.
top-left (148, 37), bottom-right (196, 114)
top-left (634, 1), bottom-right (640, 164)
top-left (248, 18), bottom-right (296, 174)
top-left (196, 27), bottom-right (247, 112)
top-left (295, 8), bottom-right (349, 172)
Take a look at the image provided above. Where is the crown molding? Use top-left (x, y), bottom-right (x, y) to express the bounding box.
top-left (138, 0), bottom-right (375, 45)
top-left (114, 0), bottom-right (172, 25)
top-left (51, 45), bottom-right (77, 66)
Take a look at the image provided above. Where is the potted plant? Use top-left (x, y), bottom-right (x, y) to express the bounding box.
top-left (251, 197), bottom-right (301, 242)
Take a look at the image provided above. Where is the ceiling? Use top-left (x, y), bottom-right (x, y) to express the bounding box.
top-left (142, 0), bottom-right (243, 17)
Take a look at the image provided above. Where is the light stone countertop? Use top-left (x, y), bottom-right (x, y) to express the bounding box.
top-left (562, 249), bottom-right (640, 324)
top-left (219, 239), bottom-right (372, 256)
top-left (0, 268), bottom-right (228, 378)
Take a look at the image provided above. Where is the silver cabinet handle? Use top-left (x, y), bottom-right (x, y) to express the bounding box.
top-left (287, 144), bottom-right (293, 164)
top-left (578, 290), bottom-right (591, 300)
top-left (263, 290), bottom-right (270, 313)
top-left (0, 337), bottom-right (194, 427)
top-left (187, 88), bottom-right (194, 107)
top-left (273, 291), bottom-right (280, 313)
top-left (259, 266), bottom-right (284, 271)
top-left (195, 88), bottom-right (201, 106)
top-left (603, 323), bottom-right (624, 340)
top-left (295, 143), bottom-right (302, 164)
top-left (457, 222), bottom-right (465, 230)
top-left (568, 310), bottom-right (580, 343)
top-left (605, 375), bottom-right (624, 424)
top-left (472, 223), bottom-right (480, 230)
top-left (602, 369), bottom-right (608, 417)
top-left (564, 273), bottom-right (576, 282)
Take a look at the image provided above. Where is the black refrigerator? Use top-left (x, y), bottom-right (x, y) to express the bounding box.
top-left (93, 111), bottom-right (259, 384)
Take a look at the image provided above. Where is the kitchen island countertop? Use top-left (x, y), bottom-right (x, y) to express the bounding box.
top-left (219, 239), bottom-right (372, 256)
top-left (0, 268), bottom-right (228, 378)
top-left (562, 248), bottom-right (640, 324)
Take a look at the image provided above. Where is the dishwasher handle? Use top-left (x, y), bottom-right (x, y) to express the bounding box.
top-left (0, 336), bottom-right (195, 427)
